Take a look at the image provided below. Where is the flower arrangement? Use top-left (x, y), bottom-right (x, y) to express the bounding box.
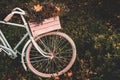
top-left (25, 2), bottom-right (68, 24)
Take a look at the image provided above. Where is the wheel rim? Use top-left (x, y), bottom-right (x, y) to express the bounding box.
top-left (26, 32), bottom-right (76, 77)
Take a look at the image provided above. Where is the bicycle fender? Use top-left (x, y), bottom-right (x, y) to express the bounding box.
top-left (21, 39), bottom-right (31, 71)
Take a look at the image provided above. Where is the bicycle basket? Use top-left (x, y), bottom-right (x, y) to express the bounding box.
top-left (29, 16), bottom-right (61, 37)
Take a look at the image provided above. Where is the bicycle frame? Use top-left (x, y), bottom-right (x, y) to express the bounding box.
top-left (0, 21), bottom-right (29, 58)
top-left (0, 7), bottom-right (51, 70)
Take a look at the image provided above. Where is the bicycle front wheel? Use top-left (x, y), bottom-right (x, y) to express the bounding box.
top-left (26, 32), bottom-right (76, 78)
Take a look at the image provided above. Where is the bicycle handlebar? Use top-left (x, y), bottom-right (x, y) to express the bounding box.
top-left (12, 7), bottom-right (25, 14)
top-left (4, 13), bottom-right (14, 22)
top-left (4, 7), bottom-right (26, 22)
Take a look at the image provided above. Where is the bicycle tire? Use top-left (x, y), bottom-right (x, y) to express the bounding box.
top-left (26, 32), bottom-right (76, 78)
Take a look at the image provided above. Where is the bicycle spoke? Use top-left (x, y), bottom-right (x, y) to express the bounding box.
top-left (30, 56), bottom-right (45, 60)
top-left (53, 58), bottom-right (62, 71)
top-left (55, 56), bottom-right (69, 66)
top-left (40, 59), bottom-right (49, 72)
top-left (54, 38), bottom-right (69, 54)
top-left (38, 38), bottom-right (51, 52)
top-left (55, 48), bottom-right (72, 56)
top-left (30, 58), bottom-right (49, 63)
top-left (44, 59), bottom-right (51, 72)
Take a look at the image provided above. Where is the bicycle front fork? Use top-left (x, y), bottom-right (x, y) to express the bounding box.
top-left (30, 37), bottom-right (52, 58)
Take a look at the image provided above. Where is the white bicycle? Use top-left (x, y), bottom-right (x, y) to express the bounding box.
top-left (0, 7), bottom-right (76, 78)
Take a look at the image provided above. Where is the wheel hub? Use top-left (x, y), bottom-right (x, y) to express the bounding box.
top-left (49, 52), bottom-right (54, 59)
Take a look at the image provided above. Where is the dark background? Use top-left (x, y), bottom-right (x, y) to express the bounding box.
top-left (0, 0), bottom-right (120, 80)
